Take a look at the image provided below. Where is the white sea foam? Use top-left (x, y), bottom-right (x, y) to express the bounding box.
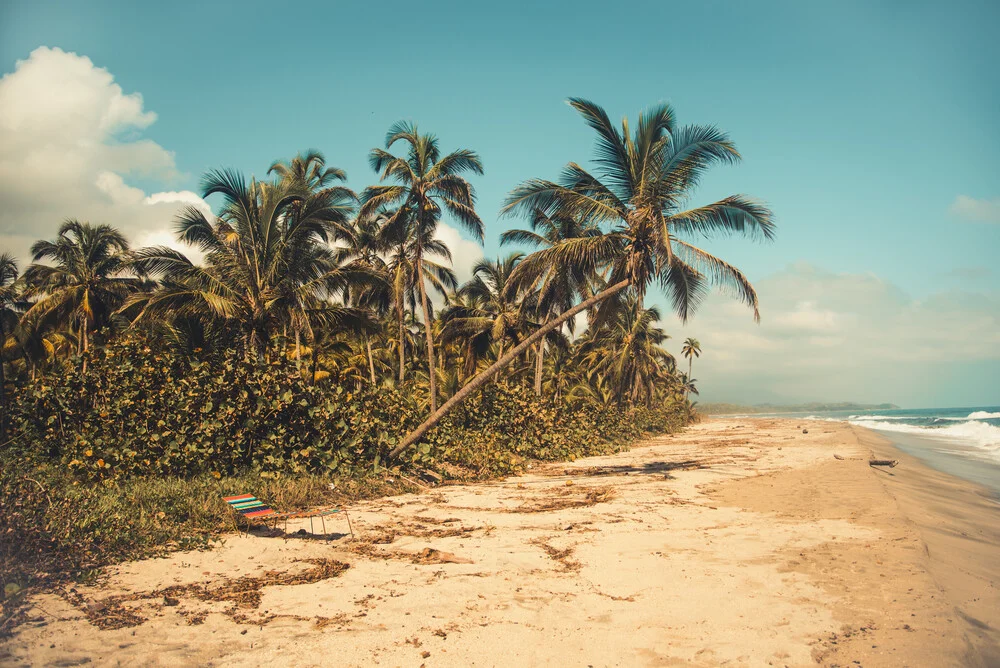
top-left (967, 411), bottom-right (1000, 420)
top-left (848, 419), bottom-right (1000, 460)
top-left (848, 415), bottom-right (913, 421)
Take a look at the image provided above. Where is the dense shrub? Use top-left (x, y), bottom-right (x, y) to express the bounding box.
top-left (7, 337), bottom-right (416, 479)
top-left (7, 336), bottom-right (687, 480)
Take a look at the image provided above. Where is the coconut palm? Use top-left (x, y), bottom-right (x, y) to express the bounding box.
top-left (335, 213), bottom-right (392, 383)
top-left (681, 337), bottom-right (701, 396)
top-left (501, 208), bottom-right (601, 395)
top-left (0, 253), bottom-right (22, 436)
top-left (360, 122), bottom-right (484, 413)
top-left (440, 253), bottom-right (534, 374)
top-left (268, 150), bottom-right (348, 193)
top-left (23, 220), bottom-right (145, 373)
top-left (126, 169), bottom-right (376, 359)
top-left (578, 294), bottom-right (674, 407)
top-left (392, 98), bottom-right (773, 457)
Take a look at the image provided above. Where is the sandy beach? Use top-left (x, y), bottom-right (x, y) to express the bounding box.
top-left (3, 418), bottom-right (998, 667)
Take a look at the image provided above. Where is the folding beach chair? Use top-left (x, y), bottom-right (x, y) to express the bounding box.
top-left (223, 494), bottom-right (290, 535)
top-left (223, 494), bottom-right (354, 539)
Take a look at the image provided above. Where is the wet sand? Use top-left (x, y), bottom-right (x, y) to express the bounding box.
top-left (2, 418), bottom-right (998, 667)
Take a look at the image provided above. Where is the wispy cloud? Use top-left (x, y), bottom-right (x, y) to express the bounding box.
top-left (663, 263), bottom-right (1000, 406)
top-left (949, 195), bottom-right (1000, 224)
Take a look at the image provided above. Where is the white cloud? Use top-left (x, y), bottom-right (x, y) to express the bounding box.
top-left (0, 47), bottom-right (208, 261)
top-left (662, 263), bottom-right (1000, 406)
top-left (431, 222), bottom-right (484, 285)
top-left (949, 195), bottom-right (1000, 224)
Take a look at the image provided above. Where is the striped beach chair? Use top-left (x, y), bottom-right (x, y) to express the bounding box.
top-left (223, 494), bottom-right (354, 539)
top-left (223, 494), bottom-right (290, 535)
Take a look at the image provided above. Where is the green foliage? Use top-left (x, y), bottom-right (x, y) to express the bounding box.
top-left (9, 334), bottom-right (686, 482)
top-left (9, 335), bottom-right (416, 479)
top-left (408, 382), bottom-right (687, 477)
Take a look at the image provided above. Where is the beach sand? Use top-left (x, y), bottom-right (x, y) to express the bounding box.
top-left (3, 418), bottom-right (998, 667)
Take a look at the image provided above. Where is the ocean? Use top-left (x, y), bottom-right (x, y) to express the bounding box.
top-left (736, 406), bottom-right (1000, 496)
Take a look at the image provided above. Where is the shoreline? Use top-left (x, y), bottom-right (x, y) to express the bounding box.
top-left (855, 424), bottom-right (1000, 663)
top-left (2, 418), bottom-right (998, 666)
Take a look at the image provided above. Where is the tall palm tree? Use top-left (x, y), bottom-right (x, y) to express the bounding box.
top-left (501, 208), bottom-right (601, 395)
top-left (392, 98), bottom-right (774, 457)
top-left (126, 169), bottom-right (375, 358)
top-left (0, 253), bottom-right (22, 437)
top-left (360, 122), bottom-right (484, 413)
top-left (681, 337), bottom-right (701, 396)
top-left (23, 220), bottom-right (144, 373)
top-left (579, 294), bottom-right (674, 407)
top-left (269, 151), bottom-right (358, 365)
top-left (378, 215), bottom-right (458, 385)
top-left (440, 253), bottom-right (537, 381)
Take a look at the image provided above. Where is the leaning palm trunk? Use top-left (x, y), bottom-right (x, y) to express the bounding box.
top-left (416, 262), bottom-right (438, 414)
top-left (390, 279), bottom-right (630, 458)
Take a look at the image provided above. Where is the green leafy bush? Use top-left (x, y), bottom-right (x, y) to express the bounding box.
top-left (8, 335), bottom-right (686, 480)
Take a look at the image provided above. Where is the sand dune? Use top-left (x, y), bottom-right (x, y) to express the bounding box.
top-left (3, 419), bottom-right (998, 666)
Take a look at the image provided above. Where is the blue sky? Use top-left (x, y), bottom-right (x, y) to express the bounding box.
top-left (1, 0), bottom-right (998, 406)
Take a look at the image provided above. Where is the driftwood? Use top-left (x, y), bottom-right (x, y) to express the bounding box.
top-left (869, 459), bottom-right (899, 468)
top-left (833, 454), bottom-right (845, 461)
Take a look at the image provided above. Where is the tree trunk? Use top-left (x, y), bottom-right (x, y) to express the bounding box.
top-left (417, 262), bottom-right (438, 414)
top-left (390, 279), bottom-right (631, 458)
top-left (81, 322), bottom-right (89, 375)
top-left (295, 329), bottom-right (301, 372)
top-left (366, 338), bottom-right (376, 384)
top-left (398, 303), bottom-right (406, 383)
top-left (686, 357), bottom-right (692, 398)
top-left (533, 340), bottom-right (544, 396)
top-left (310, 348), bottom-right (319, 385)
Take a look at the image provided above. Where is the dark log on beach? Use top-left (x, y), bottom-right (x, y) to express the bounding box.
top-left (834, 454), bottom-right (845, 460)
top-left (869, 459), bottom-right (899, 468)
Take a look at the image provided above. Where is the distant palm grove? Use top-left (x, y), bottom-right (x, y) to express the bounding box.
top-left (0, 99), bottom-right (774, 479)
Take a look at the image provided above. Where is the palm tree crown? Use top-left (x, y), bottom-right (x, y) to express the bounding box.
top-left (126, 168), bottom-right (373, 358)
top-left (503, 97), bottom-right (774, 322)
top-left (360, 122), bottom-right (484, 413)
top-left (23, 220), bottom-right (143, 371)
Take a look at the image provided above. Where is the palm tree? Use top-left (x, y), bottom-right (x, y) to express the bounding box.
top-left (441, 253), bottom-right (533, 369)
top-left (378, 215), bottom-right (458, 385)
top-left (126, 169), bottom-right (375, 359)
top-left (269, 151), bottom-right (358, 365)
top-left (335, 213), bottom-right (392, 384)
top-left (0, 253), bottom-right (22, 437)
top-left (392, 97), bottom-right (773, 457)
top-left (268, 150), bottom-right (347, 192)
top-left (23, 220), bottom-right (144, 374)
top-left (579, 294), bottom-right (675, 407)
top-left (501, 208), bottom-right (601, 395)
top-left (681, 337), bottom-right (701, 396)
top-left (679, 373), bottom-right (699, 398)
top-left (360, 122), bottom-right (484, 413)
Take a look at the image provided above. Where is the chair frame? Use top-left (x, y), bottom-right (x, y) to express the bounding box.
top-left (223, 494), bottom-right (354, 539)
